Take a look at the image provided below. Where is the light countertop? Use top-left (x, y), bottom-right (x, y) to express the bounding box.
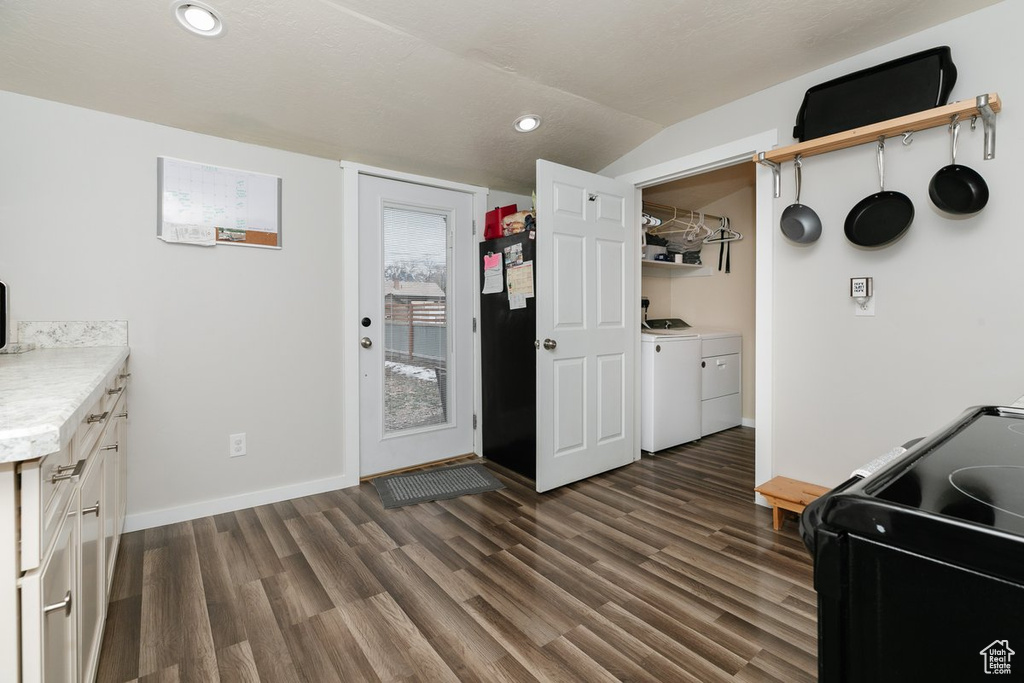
top-left (0, 347), bottom-right (129, 463)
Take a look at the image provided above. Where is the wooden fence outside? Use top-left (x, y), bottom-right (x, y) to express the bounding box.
top-left (386, 300), bottom-right (446, 326)
top-left (385, 300), bottom-right (447, 361)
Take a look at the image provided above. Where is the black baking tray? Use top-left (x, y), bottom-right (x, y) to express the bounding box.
top-left (793, 46), bottom-right (957, 141)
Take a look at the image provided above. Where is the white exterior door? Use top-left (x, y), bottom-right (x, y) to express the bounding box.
top-left (535, 160), bottom-right (638, 492)
top-left (358, 175), bottom-right (475, 476)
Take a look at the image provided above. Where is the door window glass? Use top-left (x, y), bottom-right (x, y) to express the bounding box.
top-left (381, 206), bottom-right (450, 434)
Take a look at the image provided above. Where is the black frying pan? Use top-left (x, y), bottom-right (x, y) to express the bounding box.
top-left (845, 138), bottom-right (914, 247)
top-left (929, 118), bottom-right (989, 214)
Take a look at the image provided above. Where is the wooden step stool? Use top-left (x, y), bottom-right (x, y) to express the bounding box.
top-left (755, 476), bottom-right (830, 531)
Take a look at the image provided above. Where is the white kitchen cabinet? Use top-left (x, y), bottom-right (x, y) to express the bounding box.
top-left (103, 396), bottom-right (126, 592)
top-left (0, 348), bottom-right (130, 682)
top-left (78, 434), bottom-right (107, 683)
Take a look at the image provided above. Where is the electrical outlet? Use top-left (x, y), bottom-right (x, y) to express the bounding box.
top-left (851, 277), bottom-right (875, 317)
top-left (855, 297), bottom-right (876, 316)
top-left (229, 433), bottom-right (246, 457)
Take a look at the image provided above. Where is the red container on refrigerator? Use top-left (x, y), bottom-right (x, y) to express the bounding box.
top-left (484, 204), bottom-right (517, 240)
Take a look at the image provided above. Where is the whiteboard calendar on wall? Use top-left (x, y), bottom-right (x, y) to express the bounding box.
top-left (157, 157), bottom-right (282, 248)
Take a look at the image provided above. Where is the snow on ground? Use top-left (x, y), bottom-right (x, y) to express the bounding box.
top-left (385, 360), bottom-right (438, 381)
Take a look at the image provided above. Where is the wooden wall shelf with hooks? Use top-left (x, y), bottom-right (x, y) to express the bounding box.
top-left (753, 92), bottom-right (1001, 165)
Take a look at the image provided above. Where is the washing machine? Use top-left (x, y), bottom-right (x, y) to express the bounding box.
top-left (641, 319), bottom-right (702, 452)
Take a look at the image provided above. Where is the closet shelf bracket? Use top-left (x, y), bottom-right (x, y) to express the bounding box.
top-left (756, 153), bottom-right (782, 198)
top-left (978, 93), bottom-right (997, 160)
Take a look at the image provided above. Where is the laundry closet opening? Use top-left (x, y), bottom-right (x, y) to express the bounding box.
top-left (640, 161), bottom-right (756, 451)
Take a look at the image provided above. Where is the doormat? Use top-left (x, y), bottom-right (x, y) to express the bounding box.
top-left (371, 463), bottom-right (504, 509)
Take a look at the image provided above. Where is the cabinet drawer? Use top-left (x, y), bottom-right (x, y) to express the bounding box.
top-left (75, 395), bottom-right (111, 462)
top-left (105, 361), bottom-right (130, 408)
top-left (75, 360), bottom-right (126, 457)
top-left (701, 335), bottom-right (741, 358)
top-left (21, 490), bottom-right (79, 683)
top-left (79, 454), bottom-right (106, 682)
top-left (701, 393), bottom-right (742, 437)
top-left (105, 391), bottom-right (127, 585)
top-left (36, 444), bottom-right (72, 522)
top-left (702, 353), bottom-right (740, 400)
top-left (19, 444), bottom-right (76, 573)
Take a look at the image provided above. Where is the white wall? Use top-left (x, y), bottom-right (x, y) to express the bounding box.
top-left (486, 190), bottom-right (533, 213)
top-left (0, 92), bottom-right (350, 528)
top-left (605, 1), bottom-right (1022, 486)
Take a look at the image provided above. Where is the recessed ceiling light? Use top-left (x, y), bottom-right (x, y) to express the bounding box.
top-left (172, 1), bottom-right (225, 38)
top-left (514, 115), bottom-right (542, 133)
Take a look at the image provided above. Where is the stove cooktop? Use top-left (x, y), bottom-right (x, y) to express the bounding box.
top-left (874, 409), bottom-right (1024, 536)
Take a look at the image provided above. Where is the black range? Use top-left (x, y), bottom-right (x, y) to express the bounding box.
top-left (803, 405), bottom-right (1024, 682)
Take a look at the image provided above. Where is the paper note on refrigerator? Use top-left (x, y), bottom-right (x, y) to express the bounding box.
top-left (482, 253), bottom-right (503, 294)
top-left (509, 292), bottom-right (527, 310)
top-left (503, 242), bottom-right (523, 267)
top-left (506, 261), bottom-right (534, 299)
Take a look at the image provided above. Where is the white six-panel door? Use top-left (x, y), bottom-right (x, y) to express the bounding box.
top-left (535, 160), bottom-right (637, 492)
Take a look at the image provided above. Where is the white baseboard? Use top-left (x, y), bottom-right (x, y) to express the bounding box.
top-left (124, 474), bottom-right (356, 532)
top-left (742, 417), bottom-right (756, 428)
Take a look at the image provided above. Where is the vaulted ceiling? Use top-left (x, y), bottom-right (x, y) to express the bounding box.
top-left (0, 0), bottom-right (1001, 193)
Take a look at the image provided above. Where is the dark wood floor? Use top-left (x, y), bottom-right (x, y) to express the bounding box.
top-left (97, 427), bottom-right (817, 682)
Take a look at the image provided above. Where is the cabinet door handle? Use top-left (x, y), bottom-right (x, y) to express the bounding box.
top-left (115, 412), bottom-right (129, 419)
top-left (82, 501), bottom-right (101, 516)
top-left (100, 443), bottom-right (119, 452)
top-left (43, 590), bottom-right (72, 616)
top-left (51, 459), bottom-right (85, 483)
top-left (119, 373), bottom-right (132, 379)
top-left (107, 386), bottom-right (124, 395)
top-left (86, 411), bottom-right (110, 424)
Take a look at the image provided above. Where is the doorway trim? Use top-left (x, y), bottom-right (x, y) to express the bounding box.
top-left (614, 129), bottom-right (778, 502)
top-left (339, 161), bottom-right (488, 483)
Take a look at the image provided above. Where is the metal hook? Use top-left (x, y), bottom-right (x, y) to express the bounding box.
top-left (876, 136), bottom-right (886, 193)
top-left (948, 113), bottom-right (961, 132)
top-left (970, 115), bottom-right (978, 131)
top-left (901, 131), bottom-right (914, 145)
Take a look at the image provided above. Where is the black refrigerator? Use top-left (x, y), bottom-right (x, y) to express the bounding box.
top-left (479, 232), bottom-right (536, 479)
